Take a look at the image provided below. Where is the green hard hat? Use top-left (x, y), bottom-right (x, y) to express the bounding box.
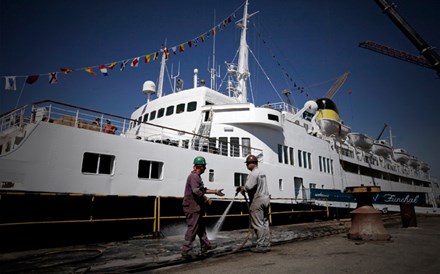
top-left (193, 156), bottom-right (206, 165)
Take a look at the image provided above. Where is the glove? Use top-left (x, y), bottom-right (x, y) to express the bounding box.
top-left (215, 189), bottom-right (225, 197)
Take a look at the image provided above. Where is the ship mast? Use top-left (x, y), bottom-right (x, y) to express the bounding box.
top-left (157, 44), bottom-right (167, 98)
top-left (236, 0), bottom-right (250, 103)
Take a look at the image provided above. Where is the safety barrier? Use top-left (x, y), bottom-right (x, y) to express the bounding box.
top-left (0, 192), bottom-right (329, 236)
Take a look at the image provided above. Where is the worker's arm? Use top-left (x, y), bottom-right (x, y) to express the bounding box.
top-left (205, 188), bottom-right (225, 196)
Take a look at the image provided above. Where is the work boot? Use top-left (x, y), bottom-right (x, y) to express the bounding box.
top-left (201, 243), bottom-right (217, 255)
top-left (250, 246), bottom-right (270, 253)
top-left (181, 250), bottom-right (198, 259)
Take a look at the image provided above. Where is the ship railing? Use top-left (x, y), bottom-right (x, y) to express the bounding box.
top-left (31, 100), bottom-right (130, 135)
top-left (0, 105), bottom-right (28, 134)
top-left (260, 101), bottom-right (298, 114)
top-left (127, 117), bottom-right (264, 159)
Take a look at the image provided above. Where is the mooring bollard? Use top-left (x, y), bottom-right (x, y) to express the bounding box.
top-left (344, 185), bottom-right (391, 241)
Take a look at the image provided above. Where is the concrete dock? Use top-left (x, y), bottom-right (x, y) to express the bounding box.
top-left (1, 214), bottom-right (439, 273)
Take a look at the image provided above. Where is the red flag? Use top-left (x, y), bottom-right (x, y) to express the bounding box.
top-left (60, 68), bottom-right (74, 74)
top-left (26, 75), bottom-right (39, 84)
top-left (179, 44), bottom-right (185, 52)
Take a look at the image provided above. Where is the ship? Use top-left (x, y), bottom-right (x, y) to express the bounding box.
top-left (0, 0), bottom-right (439, 252)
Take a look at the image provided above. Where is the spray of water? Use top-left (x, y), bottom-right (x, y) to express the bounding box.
top-left (209, 198), bottom-right (235, 240)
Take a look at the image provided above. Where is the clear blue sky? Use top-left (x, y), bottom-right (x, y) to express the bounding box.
top-left (1, 0), bottom-right (439, 178)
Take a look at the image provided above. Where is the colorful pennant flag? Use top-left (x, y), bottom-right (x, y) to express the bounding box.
top-left (60, 68), bottom-right (74, 74)
top-left (200, 34), bottom-right (205, 43)
top-left (171, 46), bottom-right (177, 54)
top-left (179, 44), bottom-right (185, 52)
top-left (120, 60), bottom-right (128, 71)
top-left (26, 75), bottom-right (39, 84)
top-left (131, 57), bottom-right (140, 67)
top-left (49, 72), bottom-right (58, 84)
top-left (164, 48), bottom-right (170, 60)
top-left (145, 54), bottom-right (151, 63)
top-left (153, 52), bottom-right (159, 60)
top-left (212, 27), bottom-right (216, 36)
top-left (84, 67), bottom-right (96, 76)
top-left (4, 76), bottom-right (16, 90)
top-left (107, 62), bottom-right (117, 70)
top-left (99, 65), bottom-right (108, 76)
top-left (188, 40), bottom-right (192, 48)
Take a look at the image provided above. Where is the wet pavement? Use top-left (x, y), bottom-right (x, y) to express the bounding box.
top-left (1, 214), bottom-right (438, 273)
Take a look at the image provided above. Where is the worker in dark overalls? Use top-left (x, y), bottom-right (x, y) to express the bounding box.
top-left (181, 156), bottom-right (224, 258)
top-left (237, 154), bottom-right (271, 253)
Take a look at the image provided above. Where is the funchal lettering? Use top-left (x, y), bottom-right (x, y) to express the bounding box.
top-left (382, 194), bottom-right (420, 204)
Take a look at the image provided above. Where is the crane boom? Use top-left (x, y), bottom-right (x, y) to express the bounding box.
top-left (359, 41), bottom-right (433, 69)
top-left (373, 0), bottom-right (440, 76)
top-left (324, 71), bottom-right (350, 99)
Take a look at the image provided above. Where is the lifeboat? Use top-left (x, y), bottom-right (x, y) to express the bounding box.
top-left (371, 140), bottom-right (392, 158)
top-left (408, 156), bottom-right (420, 169)
top-left (393, 148), bottom-right (410, 164)
top-left (315, 98), bottom-right (347, 137)
top-left (348, 133), bottom-right (373, 151)
top-left (420, 161), bottom-right (430, 172)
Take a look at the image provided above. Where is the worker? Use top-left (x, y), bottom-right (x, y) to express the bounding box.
top-left (236, 154), bottom-right (271, 253)
top-left (103, 119), bottom-right (117, 134)
top-left (181, 156), bottom-right (225, 258)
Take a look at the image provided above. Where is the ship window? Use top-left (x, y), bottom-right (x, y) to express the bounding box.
top-left (289, 147), bottom-right (294, 166)
top-left (303, 151), bottom-right (308, 169)
top-left (278, 144), bottom-right (283, 163)
top-left (283, 146), bottom-right (288, 164)
top-left (166, 106), bottom-right (174, 116)
top-left (176, 104), bottom-right (185, 114)
top-left (208, 138), bottom-right (217, 153)
top-left (308, 153), bottom-right (312, 169)
top-left (230, 137), bottom-right (239, 157)
top-left (187, 101), bottom-right (197, 112)
top-left (150, 111), bottom-right (156, 121)
top-left (279, 179), bottom-right (283, 191)
top-left (138, 160), bottom-right (164, 179)
top-left (268, 114), bottom-right (279, 122)
top-left (242, 138), bottom-right (251, 157)
top-left (219, 137), bottom-right (228, 156)
top-left (137, 116), bottom-right (142, 124)
top-left (319, 156), bottom-right (322, 172)
top-left (309, 183), bottom-right (317, 189)
top-left (82, 152), bottom-right (115, 175)
top-left (209, 169), bottom-right (214, 182)
top-left (234, 173), bottom-right (248, 187)
top-left (158, 108), bottom-right (165, 118)
top-left (142, 113), bottom-right (149, 123)
top-left (298, 150), bottom-right (302, 167)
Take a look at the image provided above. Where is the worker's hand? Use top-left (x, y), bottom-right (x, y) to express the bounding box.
top-left (205, 197), bottom-right (212, 205)
top-left (215, 189), bottom-right (225, 197)
top-left (236, 186), bottom-right (245, 195)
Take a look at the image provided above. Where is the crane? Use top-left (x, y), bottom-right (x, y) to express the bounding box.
top-left (324, 71), bottom-right (350, 99)
top-left (363, 0), bottom-right (440, 76)
top-left (359, 41), bottom-right (433, 69)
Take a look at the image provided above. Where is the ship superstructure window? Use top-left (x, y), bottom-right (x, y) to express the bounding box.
top-left (158, 108), bottom-right (165, 118)
top-left (150, 111), bottom-right (156, 121)
top-left (138, 160), bottom-right (164, 179)
top-left (143, 113), bottom-right (149, 123)
top-left (268, 114), bottom-right (279, 122)
top-left (279, 179), bottom-right (283, 191)
top-left (219, 137), bottom-right (228, 156)
top-left (319, 156), bottom-right (333, 174)
top-left (242, 138), bottom-right (251, 157)
top-left (166, 106), bottom-right (174, 116)
top-left (234, 173), bottom-right (248, 187)
top-left (230, 137), bottom-right (239, 157)
top-left (278, 145), bottom-right (294, 165)
top-left (176, 103), bottom-right (185, 114)
top-left (82, 152), bottom-right (115, 175)
top-left (187, 101), bottom-right (197, 112)
top-left (298, 150), bottom-right (312, 169)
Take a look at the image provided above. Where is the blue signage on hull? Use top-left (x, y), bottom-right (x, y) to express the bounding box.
top-left (310, 189), bottom-right (426, 206)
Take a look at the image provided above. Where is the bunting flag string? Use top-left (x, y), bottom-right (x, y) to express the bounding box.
top-left (1, 2), bottom-right (245, 90)
top-left (252, 21), bottom-right (310, 99)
